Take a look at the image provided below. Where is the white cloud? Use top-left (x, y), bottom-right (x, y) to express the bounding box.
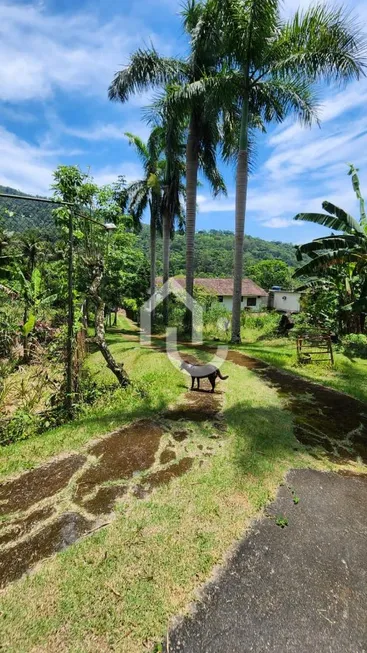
top-left (63, 120), bottom-right (151, 143)
top-left (0, 2), bottom-right (168, 102)
top-left (93, 162), bottom-right (143, 187)
top-left (261, 217), bottom-right (305, 229)
top-left (0, 125), bottom-right (143, 196)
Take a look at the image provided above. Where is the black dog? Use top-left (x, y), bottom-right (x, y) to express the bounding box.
top-left (180, 361), bottom-right (228, 393)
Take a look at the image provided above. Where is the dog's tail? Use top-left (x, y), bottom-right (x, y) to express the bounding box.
top-left (217, 370), bottom-right (229, 380)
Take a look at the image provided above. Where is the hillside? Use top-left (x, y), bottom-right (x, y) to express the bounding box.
top-left (137, 225), bottom-right (298, 276)
top-left (0, 185), bottom-right (54, 232)
top-left (0, 185), bottom-right (298, 274)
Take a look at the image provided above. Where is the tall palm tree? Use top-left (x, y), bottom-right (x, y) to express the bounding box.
top-left (108, 0), bottom-right (226, 333)
top-left (124, 128), bottom-right (164, 315)
top-left (159, 112), bottom-right (186, 325)
top-left (183, 0), bottom-right (366, 342)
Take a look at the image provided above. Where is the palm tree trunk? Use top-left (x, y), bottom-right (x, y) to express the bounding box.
top-left (184, 114), bottom-right (199, 334)
top-left (149, 200), bottom-right (157, 327)
top-left (231, 96), bottom-right (249, 344)
top-left (162, 210), bottom-right (171, 326)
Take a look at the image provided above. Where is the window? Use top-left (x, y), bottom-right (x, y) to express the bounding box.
top-left (247, 297), bottom-right (257, 307)
top-left (241, 296), bottom-right (244, 302)
top-left (218, 295), bottom-right (224, 303)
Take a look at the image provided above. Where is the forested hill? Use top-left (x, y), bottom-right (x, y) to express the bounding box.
top-left (0, 185), bottom-right (297, 274)
top-left (0, 185), bottom-right (54, 231)
top-left (137, 225), bottom-right (297, 276)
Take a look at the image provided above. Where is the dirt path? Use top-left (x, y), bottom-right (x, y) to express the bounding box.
top-left (0, 355), bottom-right (225, 588)
top-left (202, 347), bottom-right (367, 465)
top-left (164, 468), bottom-right (367, 653)
top-left (160, 348), bottom-right (367, 652)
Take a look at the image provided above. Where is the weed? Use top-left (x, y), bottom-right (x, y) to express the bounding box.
top-left (275, 515), bottom-right (288, 528)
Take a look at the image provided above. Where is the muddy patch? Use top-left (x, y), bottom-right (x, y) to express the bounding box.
top-left (0, 512), bottom-right (92, 587)
top-left (140, 457), bottom-right (194, 491)
top-left (172, 430), bottom-right (188, 442)
top-left (0, 455), bottom-right (86, 516)
top-left (82, 485), bottom-right (127, 516)
top-left (166, 387), bottom-right (222, 422)
top-left (224, 349), bottom-right (367, 464)
top-left (160, 447), bottom-right (177, 465)
top-left (0, 505), bottom-right (55, 547)
top-left (74, 419), bottom-right (163, 509)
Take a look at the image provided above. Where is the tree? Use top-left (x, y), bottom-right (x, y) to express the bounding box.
top-left (294, 165), bottom-right (367, 332)
top-left (247, 259), bottom-right (293, 291)
top-left (159, 111), bottom-right (186, 325)
top-left (52, 167), bottom-right (137, 388)
top-left (108, 0), bottom-right (226, 333)
top-left (186, 0), bottom-right (365, 342)
top-left (125, 128), bottom-right (164, 319)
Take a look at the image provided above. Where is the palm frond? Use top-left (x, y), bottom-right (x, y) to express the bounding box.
top-left (124, 133), bottom-right (149, 167)
top-left (274, 4), bottom-right (367, 84)
top-left (108, 48), bottom-right (185, 103)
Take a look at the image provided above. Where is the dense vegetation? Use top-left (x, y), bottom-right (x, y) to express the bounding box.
top-left (0, 185), bottom-right (55, 233)
top-left (138, 225), bottom-right (298, 276)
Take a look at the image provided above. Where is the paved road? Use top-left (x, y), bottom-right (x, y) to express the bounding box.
top-left (165, 469), bottom-right (367, 653)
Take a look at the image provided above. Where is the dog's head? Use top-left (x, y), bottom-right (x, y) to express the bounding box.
top-left (180, 360), bottom-right (190, 370)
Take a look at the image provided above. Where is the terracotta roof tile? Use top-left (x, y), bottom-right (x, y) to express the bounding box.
top-left (155, 277), bottom-right (268, 297)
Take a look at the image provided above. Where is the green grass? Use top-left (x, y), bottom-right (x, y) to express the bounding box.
top-left (0, 323), bottom-right (364, 652)
top-left (0, 339), bottom-right (183, 479)
top-left (235, 334), bottom-right (367, 404)
top-left (0, 349), bottom-right (333, 653)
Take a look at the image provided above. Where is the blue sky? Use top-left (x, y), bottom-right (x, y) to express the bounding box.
top-left (0, 0), bottom-right (366, 245)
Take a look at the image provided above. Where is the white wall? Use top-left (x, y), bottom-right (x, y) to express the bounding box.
top-left (221, 295), bottom-right (265, 312)
top-left (271, 292), bottom-right (301, 313)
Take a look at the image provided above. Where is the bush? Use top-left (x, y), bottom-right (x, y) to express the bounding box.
top-left (0, 409), bottom-right (42, 446)
top-left (241, 311), bottom-right (279, 339)
top-left (341, 334), bottom-right (367, 359)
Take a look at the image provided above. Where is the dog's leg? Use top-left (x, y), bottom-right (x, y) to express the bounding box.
top-left (191, 376), bottom-right (194, 391)
top-left (197, 377), bottom-right (200, 390)
top-left (209, 374), bottom-right (215, 393)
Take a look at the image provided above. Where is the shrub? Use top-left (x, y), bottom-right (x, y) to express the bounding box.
top-left (341, 334), bottom-right (367, 359)
top-left (0, 409), bottom-right (42, 446)
top-left (241, 311), bottom-right (279, 338)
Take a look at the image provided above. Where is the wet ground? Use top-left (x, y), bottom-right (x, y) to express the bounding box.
top-left (0, 360), bottom-right (224, 588)
top-left (221, 349), bottom-right (367, 464)
top-left (1, 343), bottom-right (367, 589)
top-left (163, 469), bottom-right (367, 652)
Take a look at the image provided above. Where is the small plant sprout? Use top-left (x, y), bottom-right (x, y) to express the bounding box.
top-left (275, 516), bottom-right (288, 528)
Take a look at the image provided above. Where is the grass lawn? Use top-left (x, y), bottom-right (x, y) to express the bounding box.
top-left (0, 321), bottom-right (363, 652)
top-left (232, 333), bottom-right (367, 405)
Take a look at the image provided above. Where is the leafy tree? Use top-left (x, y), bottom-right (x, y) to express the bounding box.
top-left (52, 166), bottom-right (146, 387)
top-left (247, 259), bottom-right (293, 291)
top-left (294, 165), bottom-right (367, 333)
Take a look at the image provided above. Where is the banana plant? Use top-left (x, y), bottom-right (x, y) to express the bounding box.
top-left (14, 267), bottom-right (57, 362)
top-left (294, 165), bottom-right (367, 332)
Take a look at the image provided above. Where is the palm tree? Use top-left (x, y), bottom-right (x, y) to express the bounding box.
top-left (124, 128), bottom-right (164, 319)
top-left (294, 165), bottom-right (367, 331)
top-left (159, 112), bottom-right (186, 325)
top-left (108, 0), bottom-right (226, 333)
top-left (183, 0), bottom-right (366, 342)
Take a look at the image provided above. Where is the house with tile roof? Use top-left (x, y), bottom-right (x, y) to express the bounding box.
top-left (156, 277), bottom-right (268, 312)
